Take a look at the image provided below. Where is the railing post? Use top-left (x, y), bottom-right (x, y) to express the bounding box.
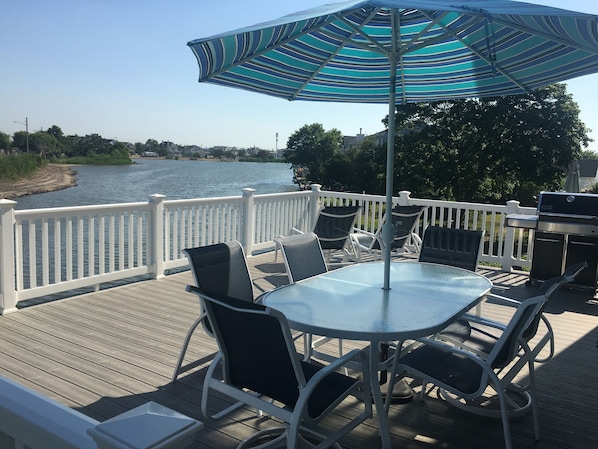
top-left (88, 402), bottom-right (202, 449)
top-left (501, 199), bottom-right (521, 272)
top-left (309, 184), bottom-right (322, 231)
top-left (242, 188), bottom-right (256, 255)
top-left (149, 194), bottom-right (166, 279)
top-left (0, 199), bottom-right (17, 315)
top-left (397, 190), bottom-right (412, 206)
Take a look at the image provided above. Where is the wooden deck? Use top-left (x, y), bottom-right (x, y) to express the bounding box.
top-left (1, 251), bottom-right (597, 449)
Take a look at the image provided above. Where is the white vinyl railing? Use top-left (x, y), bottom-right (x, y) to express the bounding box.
top-left (0, 186), bottom-right (536, 314)
top-left (0, 375), bottom-right (201, 449)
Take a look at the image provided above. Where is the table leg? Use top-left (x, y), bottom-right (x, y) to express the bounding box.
top-left (379, 342), bottom-right (413, 405)
top-left (370, 341), bottom-right (391, 449)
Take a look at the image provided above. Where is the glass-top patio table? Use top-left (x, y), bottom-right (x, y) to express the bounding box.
top-left (261, 261), bottom-right (492, 449)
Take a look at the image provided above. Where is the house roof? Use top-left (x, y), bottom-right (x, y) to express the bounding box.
top-left (577, 159), bottom-right (598, 178)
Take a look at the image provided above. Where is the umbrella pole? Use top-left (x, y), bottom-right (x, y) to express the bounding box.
top-left (382, 53), bottom-right (398, 290)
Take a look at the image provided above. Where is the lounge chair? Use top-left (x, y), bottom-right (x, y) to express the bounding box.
top-left (351, 205), bottom-right (425, 261)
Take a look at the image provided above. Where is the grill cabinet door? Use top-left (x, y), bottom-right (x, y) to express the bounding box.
top-left (565, 236), bottom-right (598, 287)
top-left (530, 232), bottom-right (565, 282)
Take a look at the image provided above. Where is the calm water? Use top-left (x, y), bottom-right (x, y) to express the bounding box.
top-left (14, 159), bottom-right (296, 210)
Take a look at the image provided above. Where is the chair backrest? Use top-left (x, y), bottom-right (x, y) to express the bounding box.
top-left (521, 261), bottom-right (587, 341)
top-left (275, 232), bottom-right (327, 283)
top-left (199, 290), bottom-right (305, 408)
top-left (489, 262), bottom-right (585, 369)
top-left (313, 205), bottom-right (361, 250)
top-left (388, 205), bottom-right (426, 250)
top-left (183, 241), bottom-right (254, 302)
top-left (488, 294), bottom-right (547, 370)
top-left (419, 226), bottom-right (483, 271)
top-left (371, 205), bottom-right (425, 250)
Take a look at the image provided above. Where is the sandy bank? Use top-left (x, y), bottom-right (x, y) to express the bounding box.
top-left (0, 164), bottom-right (77, 200)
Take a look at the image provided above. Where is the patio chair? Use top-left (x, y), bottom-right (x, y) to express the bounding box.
top-left (195, 288), bottom-right (372, 449)
top-left (390, 265), bottom-right (583, 449)
top-left (275, 204), bottom-right (361, 266)
top-left (274, 232), bottom-right (327, 284)
top-left (172, 241), bottom-right (255, 383)
top-left (274, 232), bottom-right (343, 363)
top-left (311, 205), bottom-right (361, 265)
top-left (351, 205), bottom-right (425, 262)
top-left (377, 225), bottom-right (484, 382)
top-left (437, 261), bottom-right (588, 364)
top-left (418, 225), bottom-right (484, 272)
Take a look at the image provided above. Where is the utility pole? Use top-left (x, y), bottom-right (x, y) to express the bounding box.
top-left (13, 117), bottom-right (29, 153)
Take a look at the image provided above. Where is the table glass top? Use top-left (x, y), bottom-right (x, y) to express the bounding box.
top-left (262, 261), bottom-right (492, 340)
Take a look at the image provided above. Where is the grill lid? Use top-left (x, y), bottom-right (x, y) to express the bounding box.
top-left (537, 192), bottom-right (598, 218)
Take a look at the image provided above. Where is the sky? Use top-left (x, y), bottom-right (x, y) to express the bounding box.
top-left (2, 0), bottom-right (598, 152)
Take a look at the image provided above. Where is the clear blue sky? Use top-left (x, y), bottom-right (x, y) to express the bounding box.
top-left (2, 0), bottom-right (598, 152)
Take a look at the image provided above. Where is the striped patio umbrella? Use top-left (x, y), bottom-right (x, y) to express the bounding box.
top-left (564, 160), bottom-right (581, 193)
top-left (188, 0), bottom-right (598, 289)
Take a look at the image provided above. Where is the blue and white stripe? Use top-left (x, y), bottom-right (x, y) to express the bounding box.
top-left (188, 0), bottom-right (598, 104)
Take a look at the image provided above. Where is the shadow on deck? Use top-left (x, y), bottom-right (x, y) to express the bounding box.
top-left (0, 251), bottom-right (597, 449)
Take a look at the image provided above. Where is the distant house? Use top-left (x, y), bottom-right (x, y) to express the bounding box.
top-left (340, 130), bottom-right (365, 152)
top-left (577, 159), bottom-right (598, 191)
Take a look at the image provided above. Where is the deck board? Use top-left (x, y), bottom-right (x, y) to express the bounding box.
top-left (1, 251), bottom-right (597, 449)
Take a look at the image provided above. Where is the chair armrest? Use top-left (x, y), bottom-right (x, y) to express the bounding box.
top-left (350, 229), bottom-right (381, 248)
top-left (304, 348), bottom-right (370, 389)
top-left (186, 285), bottom-right (202, 295)
top-left (483, 292), bottom-right (521, 307)
top-left (352, 228), bottom-right (376, 237)
top-left (457, 313), bottom-right (508, 330)
top-left (410, 335), bottom-right (491, 365)
top-left (321, 348), bottom-right (368, 374)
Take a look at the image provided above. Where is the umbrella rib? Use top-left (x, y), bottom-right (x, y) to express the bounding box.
top-left (491, 16), bottom-right (598, 55)
top-left (418, 10), bottom-right (530, 92)
top-left (289, 9), bottom-right (382, 100)
top-left (332, 8), bottom-right (390, 56)
top-left (395, 10), bottom-right (407, 104)
top-left (197, 14), bottom-right (342, 82)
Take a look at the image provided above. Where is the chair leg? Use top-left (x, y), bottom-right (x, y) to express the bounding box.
top-left (528, 361), bottom-right (541, 441)
top-left (171, 315), bottom-right (204, 382)
top-left (201, 353), bottom-right (262, 421)
top-left (498, 389), bottom-right (514, 449)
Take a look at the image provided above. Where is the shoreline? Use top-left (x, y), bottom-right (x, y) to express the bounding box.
top-left (0, 164), bottom-right (77, 200)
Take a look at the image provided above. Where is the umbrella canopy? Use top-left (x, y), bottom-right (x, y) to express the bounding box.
top-left (564, 160), bottom-right (581, 193)
top-left (188, 0), bottom-right (598, 289)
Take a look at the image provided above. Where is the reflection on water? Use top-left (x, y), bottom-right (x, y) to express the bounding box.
top-left (15, 159), bottom-right (295, 209)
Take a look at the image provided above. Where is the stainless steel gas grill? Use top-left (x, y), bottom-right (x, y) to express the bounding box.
top-left (506, 192), bottom-right (598, 288)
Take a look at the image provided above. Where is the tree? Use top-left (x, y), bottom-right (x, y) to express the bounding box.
top-left (378, 83), bottom-right (591, 205)
top-left (580, 149), bottom-right (598, 159)
top-left (0, 131), bottom-right (10, 151)
top-left (283, 123), bottom-right (343, 188)
top-left (12, 131), bottom-right (29, 152)
top-left (30, 131), bottom-right (63, 157)
top-left (46, 125), bottom-right (64, 141)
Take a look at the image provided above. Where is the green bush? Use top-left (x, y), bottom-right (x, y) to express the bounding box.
top-left (50, 154), bottom-right (132, 165)
top-left (0, 154), bottom-right (47, 181)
